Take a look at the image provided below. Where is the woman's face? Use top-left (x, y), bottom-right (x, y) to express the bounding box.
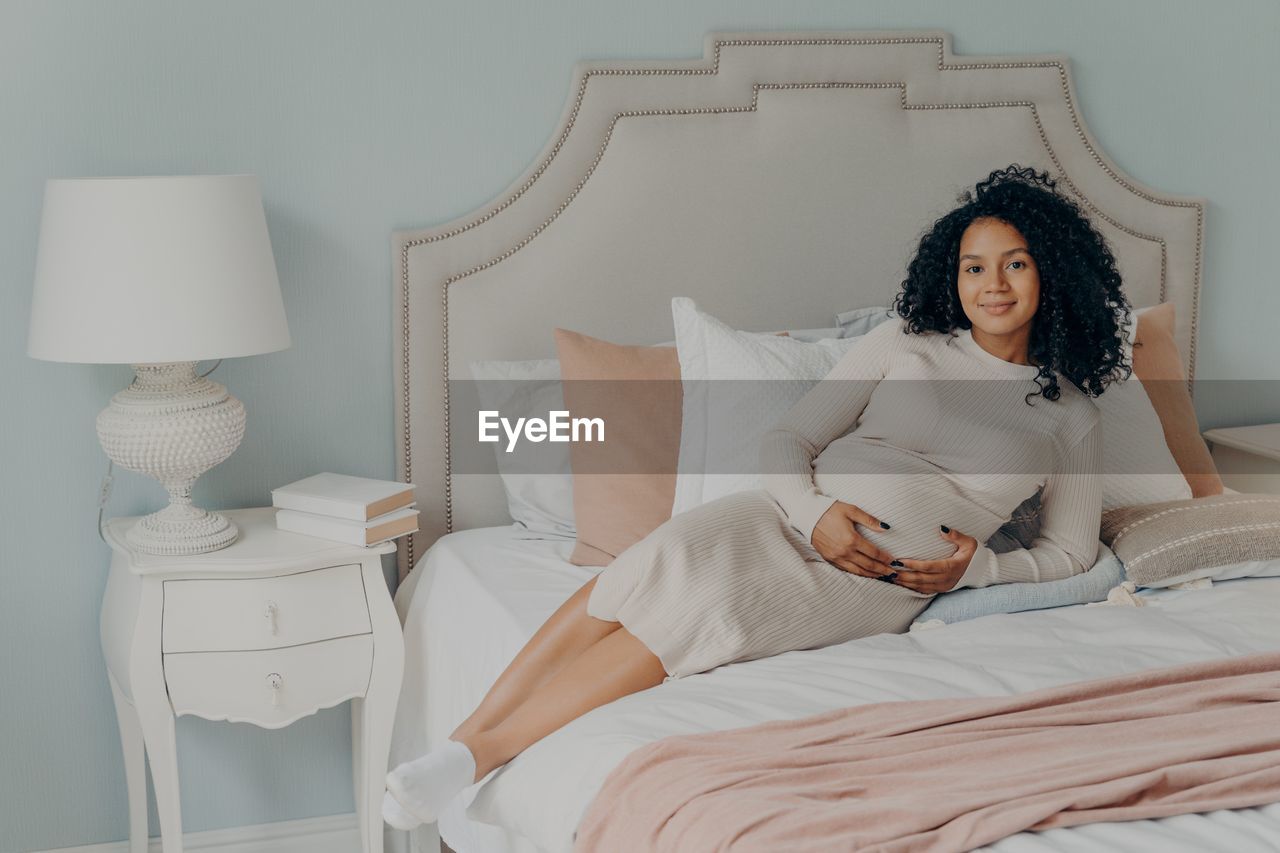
top-left (956, 217), bottom-right (1040, 341)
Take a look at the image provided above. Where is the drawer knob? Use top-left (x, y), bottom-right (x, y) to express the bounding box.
top-left (266, 672), bottom-right (283, 707)
top-left (264, 601), bottom-right (279, 635)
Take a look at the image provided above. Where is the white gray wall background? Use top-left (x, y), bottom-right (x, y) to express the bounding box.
top-left (1, 1), bottom-right (1276, 850)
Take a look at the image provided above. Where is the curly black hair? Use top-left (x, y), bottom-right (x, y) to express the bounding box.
top-left (892, 164), bottom-right (1131, 403)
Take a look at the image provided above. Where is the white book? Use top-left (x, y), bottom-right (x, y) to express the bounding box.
top-left (272, 472), bottom-right (416, 522)
top-left (275, 506), bottom-right (420, 547)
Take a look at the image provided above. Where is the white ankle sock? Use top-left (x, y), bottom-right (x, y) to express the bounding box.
top-left (381, 790), bottom-right (421, 831)
top-left (385, 739), bottom-right (478, 825)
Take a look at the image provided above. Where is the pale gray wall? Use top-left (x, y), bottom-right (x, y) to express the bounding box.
top-left (2, 1), bottom-right (1277, 850)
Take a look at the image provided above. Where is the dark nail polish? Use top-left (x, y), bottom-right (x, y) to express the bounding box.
top-left (879, 521), bottom-right (891, 530)
top-left (940, 525), bottom-right (950, 534)
top-left (889, 560), bottom-right (904, 568)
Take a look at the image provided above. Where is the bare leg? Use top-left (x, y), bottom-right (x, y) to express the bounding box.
top-left (463, 625), bottom-right (667, 780)
top-left (385, 625), bottom-right (665, 825)
top-left (451, 574), bottom-right (621, 741)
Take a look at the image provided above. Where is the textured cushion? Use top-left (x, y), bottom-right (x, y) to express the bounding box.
top-left (469, 358), bottom-right (575, 535)
top-left (555, 328), bottom-right (683, 566)
top-left (1131, 303), bottom-right (1224, 498)
top-left (914, 541), bottom-right (1124, 625)
top-left (1101, 493), bottom-right (1280, 588)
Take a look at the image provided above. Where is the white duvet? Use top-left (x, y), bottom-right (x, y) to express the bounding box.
top-left (391, 526), bottom-right (1280, 853)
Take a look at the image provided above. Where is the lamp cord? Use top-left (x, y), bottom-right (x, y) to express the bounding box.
top-left (98, 360), bottom-right (223, 543)
top-left (97, 460), bottom-right (114, 544)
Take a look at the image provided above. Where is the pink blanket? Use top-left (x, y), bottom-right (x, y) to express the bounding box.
top-left (574, 652), bottom-right (1280, 852)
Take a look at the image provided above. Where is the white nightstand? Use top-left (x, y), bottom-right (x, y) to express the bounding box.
top-left (1203, 423), bottom-right (1280, 495)
top-left (100, 507), bottom-right (404, 853)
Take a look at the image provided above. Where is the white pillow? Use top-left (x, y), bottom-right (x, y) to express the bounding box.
top-left (468, 359), bottom-right (575, 536)
top-left (671, 298), bottom-right (872, 514)
top-left (783, 326), bottom-right (844, 342)
top-left (1095, 310), bottom-right (1193, 510)
top-left (835, 305), bottom-right (895, 337)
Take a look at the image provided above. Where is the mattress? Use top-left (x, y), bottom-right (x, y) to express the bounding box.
top-left (390, 525), bottom-right (1280, 853)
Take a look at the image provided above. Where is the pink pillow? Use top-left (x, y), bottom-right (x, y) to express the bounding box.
top-left (554, 329), bottom-right (682, 566)
top-left (1132, 304), bottom-right (1224, 498)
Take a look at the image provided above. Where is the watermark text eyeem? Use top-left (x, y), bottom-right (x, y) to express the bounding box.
top-left (478, 410), bottom-right (604, 452)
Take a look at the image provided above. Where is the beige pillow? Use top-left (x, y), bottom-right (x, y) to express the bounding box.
top-left (554, 328), bottom-right (682, 566)
top-left (1132, 304), bottom-right (1224, 498)
top-left (1101, 493), bottom-right (1280, 587)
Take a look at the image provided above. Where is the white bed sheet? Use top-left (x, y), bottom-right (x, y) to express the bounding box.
top-left (391, 526), bottom-right (1280, 853)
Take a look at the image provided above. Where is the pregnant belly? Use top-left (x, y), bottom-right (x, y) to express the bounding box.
top-left (814, 439), bottom-right (1008, 562)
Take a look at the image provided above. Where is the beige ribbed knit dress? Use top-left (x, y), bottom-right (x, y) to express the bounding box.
top-left (586, 318), bottom-right (1103, 679)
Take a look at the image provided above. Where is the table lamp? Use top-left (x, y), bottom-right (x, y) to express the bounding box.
top-left (28, 175), bottom-right (291, 555)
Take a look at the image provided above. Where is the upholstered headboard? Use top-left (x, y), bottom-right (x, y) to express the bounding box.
top-left (393, 30), bottom-right (1206, 578)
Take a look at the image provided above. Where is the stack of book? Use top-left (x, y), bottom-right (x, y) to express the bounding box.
top-left (272, 473), bottom-right (419, 546)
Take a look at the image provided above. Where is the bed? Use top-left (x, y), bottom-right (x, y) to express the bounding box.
top-left (386, 31), bottom-right (1279, 852)
top-left (390, 529), bottom-right (1280, 852)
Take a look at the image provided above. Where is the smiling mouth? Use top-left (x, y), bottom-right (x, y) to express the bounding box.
top-left (980, 301), bottom-right (1016, 314)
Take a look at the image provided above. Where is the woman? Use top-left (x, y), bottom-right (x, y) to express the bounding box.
top-left (383, 164), bottom-right (1130, 829)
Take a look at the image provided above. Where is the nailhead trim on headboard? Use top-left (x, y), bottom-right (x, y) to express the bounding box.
top-left (396, 36), bottom-right (1205, 569)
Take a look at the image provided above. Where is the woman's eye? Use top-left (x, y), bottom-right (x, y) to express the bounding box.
top-left (964, 265), bottom-right (982, 274)
top-left (1008, 260), bottom-right (1026, 270)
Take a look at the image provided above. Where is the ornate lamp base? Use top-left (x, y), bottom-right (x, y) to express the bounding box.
top-left (97, 362), bottom-right (247, 556)
top-left (126, 502), bottom-right (239, 556)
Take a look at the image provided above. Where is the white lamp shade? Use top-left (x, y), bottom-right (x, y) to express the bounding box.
top-left (28, 175), bottom-right (291, 363)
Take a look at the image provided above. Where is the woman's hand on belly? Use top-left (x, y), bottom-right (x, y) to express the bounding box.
top-left (892, 526), bottom-right (979, 594)
top-left (811, 501), bottom-right (900, 579)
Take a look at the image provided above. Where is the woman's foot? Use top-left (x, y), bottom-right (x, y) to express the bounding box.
top-left (384, 739), bottom-right (478, 825)
top-left (381, 789), bottom-right (421, 831)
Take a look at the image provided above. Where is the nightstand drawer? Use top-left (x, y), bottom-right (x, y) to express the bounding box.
top-left (162, 564), bottom-right (371, 652)
top-left (164, 634), bottom-right (374, 728)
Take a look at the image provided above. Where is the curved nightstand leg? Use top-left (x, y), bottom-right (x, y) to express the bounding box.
top-left (134, 683), bottom-right (183, 852)
top-left (108, 674), bottom-right (148, 853)
top-left (131, 576), bottom-right (184, 853)
top-left (355, 667), bottom-right (403, 852)
top-left (352, 697), bottom-right (371, 851)
top-left (356, 564), bottom-right (406, 853)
